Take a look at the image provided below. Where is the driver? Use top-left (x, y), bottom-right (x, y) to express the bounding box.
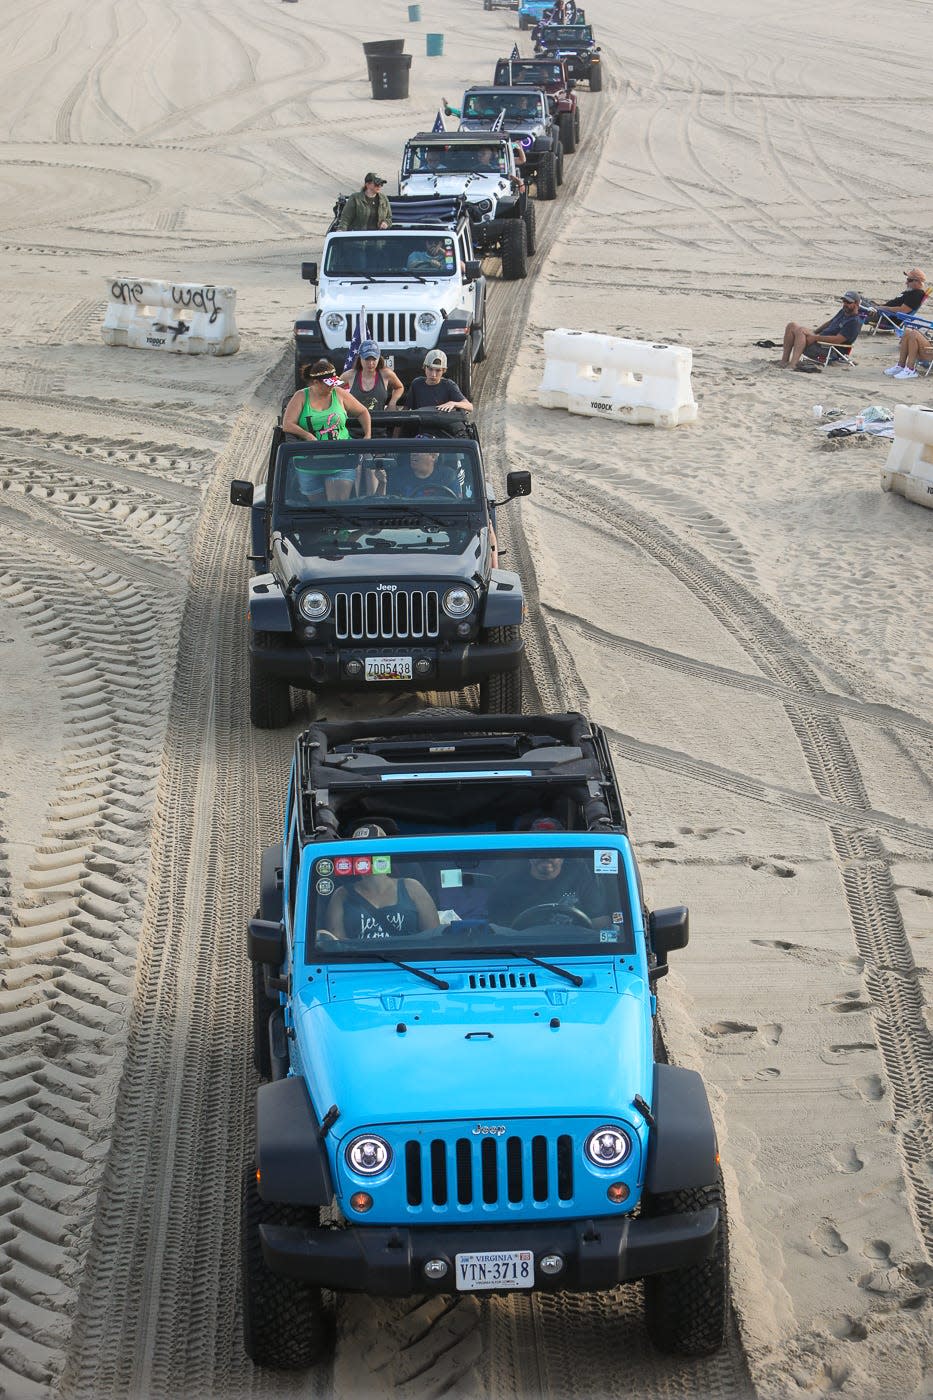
top-left (406, 237), bottom-right (450, 272)
top-left (388, 450), bottom-right (463, 498)
top-left (489, 823), bottom-right (604, 926)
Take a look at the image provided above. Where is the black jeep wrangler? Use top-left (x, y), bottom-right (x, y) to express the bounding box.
top-left (229, 411), bottom-right (531, 727)
top-left (534, 23), bottom-right (602, 90)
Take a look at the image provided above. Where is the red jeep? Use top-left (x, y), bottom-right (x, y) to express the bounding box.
top-left (492, 56), bottom-right (581, 153)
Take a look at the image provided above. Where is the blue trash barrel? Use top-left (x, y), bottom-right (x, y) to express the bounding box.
top-left (408, 4), bottom-right (421, 20)
top-left (426, 32), bottom-right (444, 56)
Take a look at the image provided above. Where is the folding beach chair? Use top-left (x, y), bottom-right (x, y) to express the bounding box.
top-left (865, 284), bottom-right (931, 334)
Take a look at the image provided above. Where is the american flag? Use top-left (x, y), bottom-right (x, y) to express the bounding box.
top-left (510, 41), bottom-right (520, 59)
top-left (342, 308), bottom-right (366, 373)
top-left (432, 109), bottom-right (446, 133)
top-left (491, 108), bottom-right (506, 131)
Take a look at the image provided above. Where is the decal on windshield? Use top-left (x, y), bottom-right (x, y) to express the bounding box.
top-left (316, 877), bottom-right (334, 896)
top-left (599, 929), bottom-right (619, 944)
top-left (594, 849), bottom-right (619, 874)
top-left (372, 855), bottom-right (392, 875)
top-left (315, 858), bottom-right (334, 876)
top-left (440, 868), bottom-right (463, 888)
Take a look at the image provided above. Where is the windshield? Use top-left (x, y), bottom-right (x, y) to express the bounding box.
top-left (278, 444), bottom-right (481, 507)
top-left (463, 92), bottom-right (543, 122)
top-left (406, 143), bottom-right (508, 174)
top-left (324, 235), bottom-right (457, 278)
top-left (541, 25), bottom-right (592, 42)
top-left (499, 61), bottom-right (564, 84)
top-left (306, 843), bottom-right (635, 959)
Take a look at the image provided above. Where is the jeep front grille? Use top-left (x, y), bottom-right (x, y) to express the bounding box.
top-left (347, 313), bottom-right (419, 346)
top-left (334, 589), bottom-right (440, 641)
top-left (405, 1133), bottom-right (574, 1208)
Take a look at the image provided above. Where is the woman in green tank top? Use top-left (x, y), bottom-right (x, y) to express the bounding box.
top-left (282, 359), bottom-right (372, 500)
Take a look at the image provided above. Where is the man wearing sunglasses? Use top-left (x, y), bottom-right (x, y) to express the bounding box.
top-left (863, 267), bottom-right (927, 327)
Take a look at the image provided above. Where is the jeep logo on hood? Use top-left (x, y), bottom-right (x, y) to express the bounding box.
top-left (472, 1124), bottom-right (507, 1136)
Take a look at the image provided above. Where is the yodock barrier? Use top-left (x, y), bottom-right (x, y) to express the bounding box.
top-left (101, 277), bottom-right (240, 356)
top-left (880, 403), bottom-right (933, 509)
top-left (537, 329), bottom-right (697, 428)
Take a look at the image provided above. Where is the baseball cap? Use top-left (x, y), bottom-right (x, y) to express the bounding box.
top-left (424, 349), bottom-right (447, 369)
top-left (530, 817), bottom-right (565, 832)
top-left (363, 172), bottom-right (387, 186)
top-left (840, 290), bottom-right (861, 304)
top-left (905, 267), bottom-right (926, 282)
top-left (359, 339), bottom-right (380, 359)
top-left (351, 823), bottom-right (386, 839)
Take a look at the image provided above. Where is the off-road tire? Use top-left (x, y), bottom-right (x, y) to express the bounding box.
top-left (474, 296), bottom-right (488, 362)
top-left (251, 962), bottom-right (276, 1080)
top-left (501, 219), bottom-right (528, 280)
top-left (479, 626), bottom-right (523, 714)
top-left (536, 151), bottom-right (557, 201)
top-left (559, 112), bottom-right (576, 154)
top-left (642, 1168), bottom-right (729, 1357)
top-left (574, 106), bottom-right (581, 140)
top-left (589, 62), bottom-right (603, 91)
top-left (241, 1169), bottom-right (333, 1369)
top-left (453, 345), bottom-right (473, 401)
top-left (555, 141), bottom-right (564, 185)
top-left (523, 199), bottom-right (537, 255)
top-left (250, 634), bottom-right (292, 729)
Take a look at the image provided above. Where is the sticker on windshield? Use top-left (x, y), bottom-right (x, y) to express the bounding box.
top-left (594, 849), bottom-right (619, 874)
top-left (353, 856), bottom-right (372, 876)
top-left (440, 868), bottom-right (463, 888)
top-left (372, 855), bottom-right (392, 875)
top-left (612, 910), bottom-right (625, 924)
top-left (316, 877), bottom-right (334, 896)
top-left (315, 858), bottom-right (334, 876)
top-left (599, 929), bottom-right (619, 943)
top-left (334, 856), bottom-right (353, 876)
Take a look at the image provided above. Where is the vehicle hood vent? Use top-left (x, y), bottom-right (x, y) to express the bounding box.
top-left (468, 970), bottom-right (537, 989)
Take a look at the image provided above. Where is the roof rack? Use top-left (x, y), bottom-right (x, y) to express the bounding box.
top-left (330, 194), bottom-right (467, 232)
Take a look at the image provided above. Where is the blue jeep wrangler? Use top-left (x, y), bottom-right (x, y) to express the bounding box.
top-left (242, 711), bottom-right (729, 1369)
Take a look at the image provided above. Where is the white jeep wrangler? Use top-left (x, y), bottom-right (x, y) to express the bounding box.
top-left (295, 196), bottom-right (487, 393)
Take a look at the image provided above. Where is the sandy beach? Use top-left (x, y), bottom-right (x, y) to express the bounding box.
top-left (0, 0), bottom-right (931, 1397)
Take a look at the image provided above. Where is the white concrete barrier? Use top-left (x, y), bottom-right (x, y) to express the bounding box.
top-left (101, 277), bottom-right (240, 356)
top-left (537, 329), bottom-right (697, 428)
top-left (880, 403), bottom-right (933, 509)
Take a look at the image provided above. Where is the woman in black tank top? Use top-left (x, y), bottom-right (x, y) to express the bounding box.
top-left (340, 340), bottom-right (404, 416)
top-left (327, 871), bottom-right (439, 941)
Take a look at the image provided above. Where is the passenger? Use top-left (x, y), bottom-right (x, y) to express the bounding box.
top-left (882, 325), bottom-right (933, 379)
top-left (336, 173), bottom-right (392, 231)
top-left (282, 361), bottom-right (371, 500)
top-left (339, 339), bottom-right (404, 414)
top-left (326, 826), bottom-right (439, 940)
top-left (475, 147), bottom-right (502, 172)
top-left (404, 350), bottom-right (473, 412)
top-left (779, 291), bottom-right (863, 370)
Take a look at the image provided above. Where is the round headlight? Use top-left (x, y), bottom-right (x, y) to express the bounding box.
top-left (325, 312), bottom-right (345, 331)
top-left (297, 589), bottom-right (331, 621)
top-left (585, 1126), bottom-right (631, 1168)
top-left (418, 312), bottom-right (438, 330)
top-left (475, 198), bottom-right (493, 214)
top-left (443, 587), bottom-right (474, 618)
top-left (346, 1135), bottom-right (392, 1176)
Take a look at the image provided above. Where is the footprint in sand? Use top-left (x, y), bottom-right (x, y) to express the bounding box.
top-left (760, 1023), bottom-right (783, 1045)
top-left (830, 1145), bottom-right (864, 1174)
top-left (812, 1221), bottom-right (848, 1256)
top-left (856, 1074), bottom-right (885, 1102)
top-left (703, 1020), bottom-right (757, 1039)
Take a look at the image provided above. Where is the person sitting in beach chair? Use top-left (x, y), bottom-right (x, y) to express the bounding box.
top-left (882, 324), bottom-right (933, 379)
top-left (780, 291), bottom-right (863, 370)
top-left (863, 268), bottom-right (928, 332)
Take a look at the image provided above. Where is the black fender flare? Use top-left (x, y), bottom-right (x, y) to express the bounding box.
top-left (645, 1063), bottom-right (719, 1194)
top-left (256, 1076), bottom-right (334, 1207)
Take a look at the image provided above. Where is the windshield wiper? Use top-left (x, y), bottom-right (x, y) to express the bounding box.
top-left (498, 947), bottom-right (583, 988)
top-left (371, 952), bottom-right (449, 990)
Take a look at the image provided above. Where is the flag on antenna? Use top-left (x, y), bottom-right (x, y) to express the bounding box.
top-left (432, 109), bottom-right (445, 133)
top-left (510, 42), bottom-right (520, 59)
top-left (491, 108), bottom-right (506, 131)
top-left (342, 309), bottom-right (366, 373)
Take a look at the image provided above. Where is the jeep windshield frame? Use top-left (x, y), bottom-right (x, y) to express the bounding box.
top-left (299, 834), bottom-right (639, 966)
top-left (462, 90), bottom-right (548, 124)
top-left (539, 24), bottom-right (594, 44)
top-left (403, 139), bottom-right (513, 177)
top-left (323, 233), bottom-right (458, 279)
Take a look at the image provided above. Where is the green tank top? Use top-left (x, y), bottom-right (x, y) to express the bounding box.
top-left (298, 387), bottom-right (350, 441)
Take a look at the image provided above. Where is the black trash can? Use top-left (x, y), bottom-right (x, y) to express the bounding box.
top-left (363, 38), bottom-right (405, 56)
top-left (369, 53), bottom-right (412, 100)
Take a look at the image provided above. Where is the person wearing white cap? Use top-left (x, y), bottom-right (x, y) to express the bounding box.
top-left (404, 349), bottom-right (473, 411)
top-left (780, 291), bottom-right (863, 370)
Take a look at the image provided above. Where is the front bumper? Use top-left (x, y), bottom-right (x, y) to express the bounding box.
top-left (260, 1207), bottom-right (719, 1294)
top-left (250, 635), bottom-right (523, 690)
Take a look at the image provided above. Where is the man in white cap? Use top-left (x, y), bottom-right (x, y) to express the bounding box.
top-left (780, 291), bottom-right (863, 370)
top-left (404, 349), bottom-right (473, 410)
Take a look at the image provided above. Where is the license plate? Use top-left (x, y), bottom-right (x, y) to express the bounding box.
top-left (365, 656), bottom-right (413, 682)
top-left (455, 1250), bottom-right (534, 1291)
top-left (382, 354), bottom-right (394, 369)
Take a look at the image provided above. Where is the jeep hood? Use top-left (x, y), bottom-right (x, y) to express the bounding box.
top-left (272, 534), bottom-right (487, 581)
top-left (318, 281), bottom-right (452, 310)
top-left (293, 982), bottom-right (651, 1125)
top-left (400, 173), bottom-right (512, 201)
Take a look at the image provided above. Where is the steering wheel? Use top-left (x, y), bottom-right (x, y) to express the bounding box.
top-left (512, 902), bottom-right (593, 930)
top-left (409, 483), bottom-right (460, 499)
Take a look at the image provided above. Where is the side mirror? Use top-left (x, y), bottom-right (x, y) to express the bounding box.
top-left (463, 259), bottom-right (482, 282)
top-left (649, 906), bottom-right (689, 957)
top-left (248, 916), bottom-right (285, 966)
top-left (506, 470), bottom-right (532, 498)
top-left (301, 261), bottom-right (318, 284)
top-left (230, 479), bottom-right (254, 507)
